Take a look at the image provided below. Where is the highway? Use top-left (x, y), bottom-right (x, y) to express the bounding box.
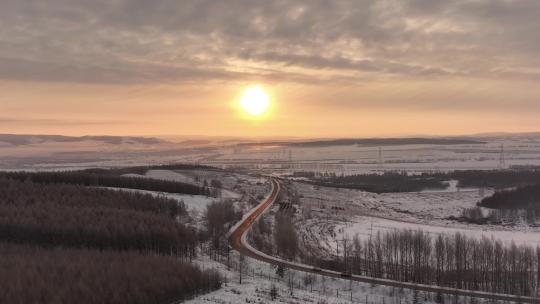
top-left (229, 178), bottom-right (540, 303)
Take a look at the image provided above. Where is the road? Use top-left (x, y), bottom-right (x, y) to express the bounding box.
top-left (229, 178), bottom-right (540, 303)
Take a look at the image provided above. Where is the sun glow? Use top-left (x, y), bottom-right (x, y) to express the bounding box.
top-left (240, 86), bottom-right (270, 117)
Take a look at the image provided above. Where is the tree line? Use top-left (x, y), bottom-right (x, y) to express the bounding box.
top-left (311, 172), bottom-right (447, 193)
top-left (446, 170), bottom-right (540, 189)
top-left (0, 177), bottom-right (196, 257)
top-left (319, 230), bottom-right (540, 297)
top-left (0, 177), bottom-right (185, 216)
top-left (203, 200), bottom-right (243, 258)
top-left (479, 184), bottom-right (540, 210)
top-left (82, 163), bottom-right (218, 176)
top-left (1, 170), bottom-right (210, 196)
top-left (459, 206), bottom-right (538, 226)
top-left (300, 169), bottom-right (540, 193)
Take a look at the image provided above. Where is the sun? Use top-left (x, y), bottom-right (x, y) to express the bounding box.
top-left (240, 86), bottom-right (270, 117)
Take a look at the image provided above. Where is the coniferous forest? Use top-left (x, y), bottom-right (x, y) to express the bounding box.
top-left (304, 169), bottom-right (540, 193)
top-left (479, 184), bottom-right (540, 210)
top-left (1, 170), bottom-right (209, 196)
top-left (0, 174), bottom-right (222, 304)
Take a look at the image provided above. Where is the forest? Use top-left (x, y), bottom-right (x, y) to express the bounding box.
top-left (479, 184), bottom-right (540, 210)
top-left (446, 170), bottom-right (540, 189)
top-left (310, 172), bottom-right (447, 193)
top-left (204, 200), bottom-right (243, 257)
top-left (1, 169), bottom-right (211, 196)
top-left (303, 169), bottom-right (540, 193)
top-left (315, 230), bottom-right (540, 297)
top-left (0, 244), bottom-right (221, 304)
top-left (0, 175), bottom-right (222, 303)
top-left (81, 163), bottom-right (217, 176)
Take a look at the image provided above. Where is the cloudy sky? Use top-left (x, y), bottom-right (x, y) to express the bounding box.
top-left (1, 0), bottom-right (539, 137)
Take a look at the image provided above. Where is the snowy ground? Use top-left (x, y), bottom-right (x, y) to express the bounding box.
top-left (102, 187), bottom-right (214, 224)
top-left (295, 181), bottom-right (494, 227)
top-left (6, 135), bottom-right (540, 175)
top-left (120, 169), bottom-right (270, 225)
top-left (185, 250), bottom-right (482, 304)
top-left (203, 137), bottom-right (540, 175)
top-left (146, 169), bottom-right (266, 199)
top-left (123, 169), bottom-right (242, 199)
top-left (293, 182), bottom-right (540, 258)
top-left (336, 216), bottom-right (540, 246)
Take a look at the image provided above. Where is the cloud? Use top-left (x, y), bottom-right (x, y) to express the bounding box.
top-left (236, 51), bottom-right (456, 77)
top-left (0, 57), bottom-right (239, 84)
top-left (0, 0), bottom-right (539, 84)
top-left (0, 117), bottom-right (125, 126)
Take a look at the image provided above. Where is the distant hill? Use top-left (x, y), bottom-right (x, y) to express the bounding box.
top-left (0, 134), bottom-right (167, 146)
top-left (237, 137), bottom-right (484, 148)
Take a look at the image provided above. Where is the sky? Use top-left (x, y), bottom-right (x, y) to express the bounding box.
top-left (1, 0), bottom-right (539, 138)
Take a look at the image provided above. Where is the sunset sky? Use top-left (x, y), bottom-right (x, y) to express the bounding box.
top-left (1, 0), bottom-right (539, 137)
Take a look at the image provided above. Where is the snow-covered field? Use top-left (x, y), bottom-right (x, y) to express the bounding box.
top-left (186, 251), bottom-right (460, 304)
top-left (336, 216), bottom-right (540, 246)
top-left (203, 137), bottom-right (540, 175)
top-left (293, 182), bottom-right (540, 258)
top-left (135, 169), bottom-right (270, 221)
top-left (102, 186), bottom-right (214, 221)
top-left (123, 169), bottom-right (243, 200)
top-left (295, 182), bottom-right (493, 225)
top-left (4, 135), bottom-right (540, 174)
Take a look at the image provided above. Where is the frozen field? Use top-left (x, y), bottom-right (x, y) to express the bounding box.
top-left (102, 186), bottom-right (215, 223)
top-left (336, 216), bottom-right (540, 246)
top-left (203, 136), bottom-right (540, 175)
top-left (186, 250), bottom-right (457, 304)
top-left (4, 135), bottom-right (540, 174)
top-left (295, 182), bottom-right (494, 225)
top-left (294, 182), bottom-right (540, 258)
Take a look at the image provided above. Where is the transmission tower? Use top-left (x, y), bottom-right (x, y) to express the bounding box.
top-left (378, 147), bottom-right (384, 171)
top-left (288, 149), bottom-right (292, 163)
top-left (499, 143), bottom-right (506, 169)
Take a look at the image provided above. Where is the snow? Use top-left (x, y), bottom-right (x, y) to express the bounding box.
top-left (101, 187), bottom-right (215, 222)
top-left (202, 137), bottom-right (540, 175)
top-left (4, 135), bottom-right (540, 173)
top-left (295, 182), bottom-right (492, 225)
top-left (145, 169), bottom-right (196, 184)
top-left (336, 215), bottom-right (540, 247)
top-left (293, 182), bottom-right (540, 259)
top-left (121, 169), bottom-right (244, 200)
top-left (186, 252), bottom-right (449, 304)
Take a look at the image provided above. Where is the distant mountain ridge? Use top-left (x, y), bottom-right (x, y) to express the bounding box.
top-left (0, 134), bottom-right (166, 146)
top-left (237, 137), bottom-right (485, 148)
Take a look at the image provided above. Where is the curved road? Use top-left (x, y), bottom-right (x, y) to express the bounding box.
top-left (229, 178), bottom-right (540, 303)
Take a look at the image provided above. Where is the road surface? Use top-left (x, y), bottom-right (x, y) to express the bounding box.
top-left (229, 178), bottom-right (540, 303)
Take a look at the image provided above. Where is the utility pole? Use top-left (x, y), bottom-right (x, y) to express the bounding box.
top-left (288, 149), bottom-right (292, 163)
